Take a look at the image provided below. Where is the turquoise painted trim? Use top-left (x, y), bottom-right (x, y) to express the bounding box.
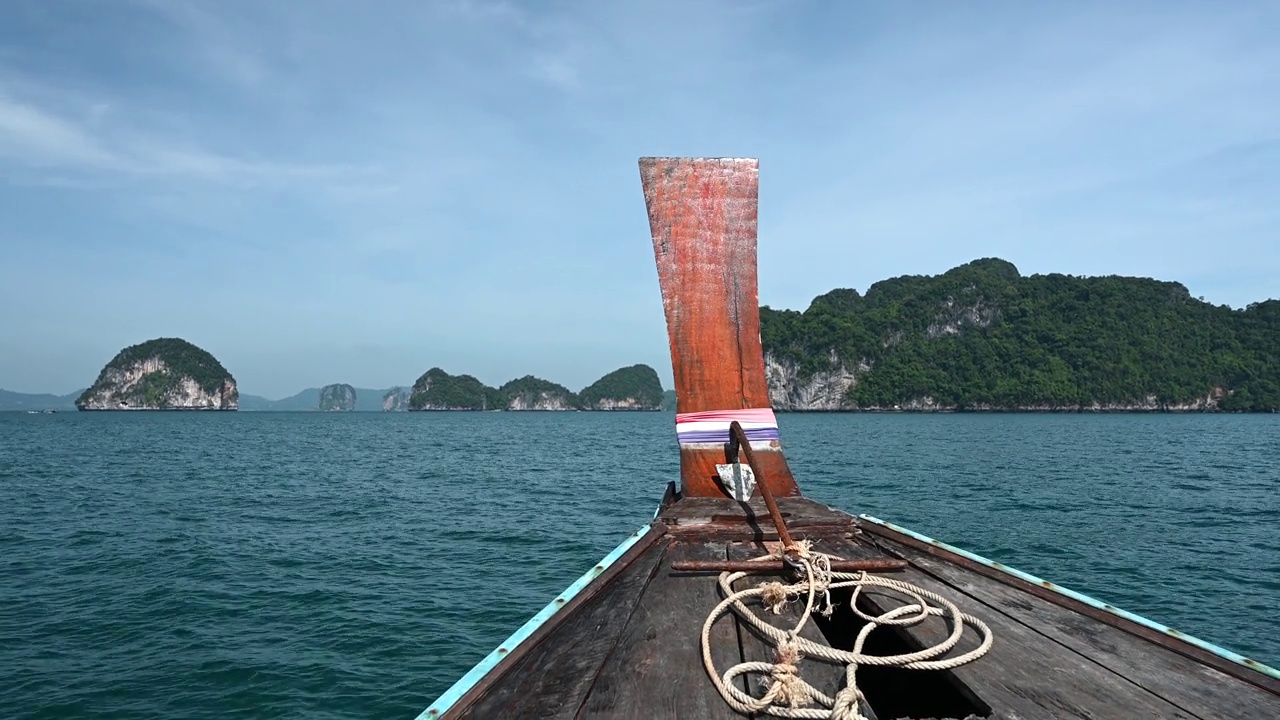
top-left (859, 514), bottom-right (1280, 681)
top-left (416, 522), bottom-right (654, 719)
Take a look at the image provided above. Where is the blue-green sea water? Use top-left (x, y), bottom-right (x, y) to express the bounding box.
top-left (2, 412), bottom-right (1277, 718)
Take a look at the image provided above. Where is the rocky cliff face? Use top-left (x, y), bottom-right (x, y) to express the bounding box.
top-left (759, 259), bottom-right (1279, 412)
top-left (764, 350), bottom-right (864, 411)
top-left (763, 346), bottom-right (1232, 413)
top-left (924, 295), bottom-right (999, 338)
top-left (409, 368), bottom-right (499, 410)
top-left (855, 389), bottom-right (1228, 412)
top-left (507, 391), bottom-right (575, 410)
top-left (584, 397), bottom-right (649, 410)
top-left (382, 387), bottom-right (410, 411)
top-left (497, 375), bottom-right (578, 410)
top-left (318, 384), bottom-right (357, 411)
top-left (77, 339), bottom-right (238, 410)
top-left (577, 365), bottom-right (664, 410)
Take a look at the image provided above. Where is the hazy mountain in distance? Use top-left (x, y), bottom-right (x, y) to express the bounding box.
top-left (237, 388), bottom-right (397, 411)
top-left (0, 389), bottom-right (84, 411)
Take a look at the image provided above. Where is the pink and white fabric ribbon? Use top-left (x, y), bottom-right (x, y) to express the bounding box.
top-left (675, 408), bottom-right (780, 445)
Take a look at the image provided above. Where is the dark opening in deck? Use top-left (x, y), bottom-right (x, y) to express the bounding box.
top-left (436, 494), bottom-right (1280, 719)
top-left (812, 584), bottom-right (993, 719)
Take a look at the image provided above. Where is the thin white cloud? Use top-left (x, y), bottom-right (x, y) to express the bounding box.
top-left (131, 144), bottom-right (364, 186)
top-left (0, 94), bottom-right (116, 167)
top-left (2, 0), bottom-right (1278, 395)
top-left (128, 0), bottom-right (275, 90)
top-left (0, 80), bottom-right (368, 191)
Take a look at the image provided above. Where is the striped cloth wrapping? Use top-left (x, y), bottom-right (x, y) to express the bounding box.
top-left (675, 408), bottom-right (780, 445)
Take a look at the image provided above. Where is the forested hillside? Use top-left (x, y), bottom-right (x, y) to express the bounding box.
top-left (761, 259), bottom-right (1278, 411)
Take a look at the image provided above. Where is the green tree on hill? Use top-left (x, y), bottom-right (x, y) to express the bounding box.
top-left (760, 259), bottom-right (1279, 411)
top-left (496, 376), bottom-right (578, 409)
top-left (409, 368), bottom-right (502, 410)
top-left (77, 338), bottom-right (235, 408)
top-left (578, 365), bottom-right (664, 409)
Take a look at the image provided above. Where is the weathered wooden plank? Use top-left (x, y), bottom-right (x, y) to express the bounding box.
top-left (577, 541), bottom-right (744, 719)
top-left (726, 541), bottom-right (863, 719)
top-left (640, 157), bottom-right (799, 498)
top-left (806, 535), bottom-right (889, 561)
top-left (659, 497), bottom-right (855, 527)
top-left (463, 541), bottom-right (666, 719)
top-left (819, 538), bottom-right (1198, 720)
top-left (878, 537), bottom-right (1280, 720)
top-left (659, 498), bottom-right (858, 545)
top-left (798, 536), bottom-right (995, 719)
top-left (664, 524), bottom-right (860, 544)
top-left (858, 518), bottom-right (1280, 696)
top-left (438, 526), bottom-right (666, 719)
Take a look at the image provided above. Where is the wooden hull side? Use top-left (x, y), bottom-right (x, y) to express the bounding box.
top-left (639, 157), bottom-right (798, 498)
top-left (420, 496), bottom-right (1280, 720)
top-left (419, 523), bottom-right (666, 720)
top-left (856, 514), bottom-right (1280, 694)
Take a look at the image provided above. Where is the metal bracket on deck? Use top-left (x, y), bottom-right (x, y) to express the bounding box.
top-left (724, 420), bottom-right (796, 558)
top-left (715, 462), bottom-right (756, 501)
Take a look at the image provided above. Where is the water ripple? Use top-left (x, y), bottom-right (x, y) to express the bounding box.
top-left (0, 411), bottom-right (1276, 719)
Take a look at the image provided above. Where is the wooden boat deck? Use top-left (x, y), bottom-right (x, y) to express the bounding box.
top-left (437, 494), bottom-right (1280, 719)
top-left (425, 157), bottom-right (1278, 719)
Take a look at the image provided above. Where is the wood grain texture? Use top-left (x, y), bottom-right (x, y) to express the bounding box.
top-left (858, 518), bottom-right (1280, 697)
top-left (577, 541), bottom-right (744, 719)
top-left (817, 538), bottom-right (1200, 719)
top-left (658, 496), bottom-right (858, 541)
top-left (726, 540), bottom-right (862, 719)
top-left (462, 543), bottom-right (666, 719)
top-left (658, 497), bottom-right (855, 526)
top-left (875, 536), bottom-right (1280, 720)
top-left (438, 502), bottom-right (1272, 718)
top-left (440, 527), bottom-right (666, 719)
top-left (640, 157), bottom-right (798, 498)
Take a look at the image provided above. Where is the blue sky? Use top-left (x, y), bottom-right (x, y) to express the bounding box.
top-left (2, 1), bottom-right (1277, 398)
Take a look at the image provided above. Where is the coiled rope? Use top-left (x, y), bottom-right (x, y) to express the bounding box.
top-left (699, 543), bottom-right (994, 720)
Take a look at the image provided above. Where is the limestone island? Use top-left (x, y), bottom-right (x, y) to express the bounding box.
top-left (318, 383), bottom-right (357, 411)
top-left (382, 387), bottom-right (410, 411)
top-left (760, 257), bottom-right (1280, 411)
top-left (407, 364), bottom-right (664, 411)
top-left (76, 338), bottom-right (238, 411)
top-left (499, 375), bottom-right (579, 410)
top-left (577, 364), bottom-right (664, 410)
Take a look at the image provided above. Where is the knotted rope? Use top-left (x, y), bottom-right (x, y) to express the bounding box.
top-left (699, 542), bottom-right (994, 720)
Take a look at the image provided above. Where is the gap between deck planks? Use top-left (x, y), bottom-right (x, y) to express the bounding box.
top-left (659, 498), bottom-right (857, 528)
top-left (814, 537), bottom-right (1201, 720)
top-left (866, 535), bottom-right (1280, 720)
top-left (726, 540), bottom-right (876, 720)
top-left (658, 497), bottom-right (860, 543)
top-left (462, 538), bottom-right (667, 719)
top-left (447, 508), bottom-right (1269, 719)
top-left (576, 540), bottom-right (746, 719)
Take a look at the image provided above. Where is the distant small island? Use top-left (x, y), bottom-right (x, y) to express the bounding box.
top-left (76, 338), bottom-right (238, 411)
top-left (577, 365), bottom-right (665, 410)
top-left (382, 387), bottom-right (410, 412)
top-left (498, 375), bottom-right (578, 411)
top-left (318, 384), bottom-right (356, 411)
top-left (28, 258), bottom-right (1273, 414)
top-left (202, 367), bottom-right (669, 413)
top-left (407, 364), bottom-right (664, 411)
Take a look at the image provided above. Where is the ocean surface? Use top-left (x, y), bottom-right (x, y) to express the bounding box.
top-left (1, 412), bottom-right (1277, 719)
